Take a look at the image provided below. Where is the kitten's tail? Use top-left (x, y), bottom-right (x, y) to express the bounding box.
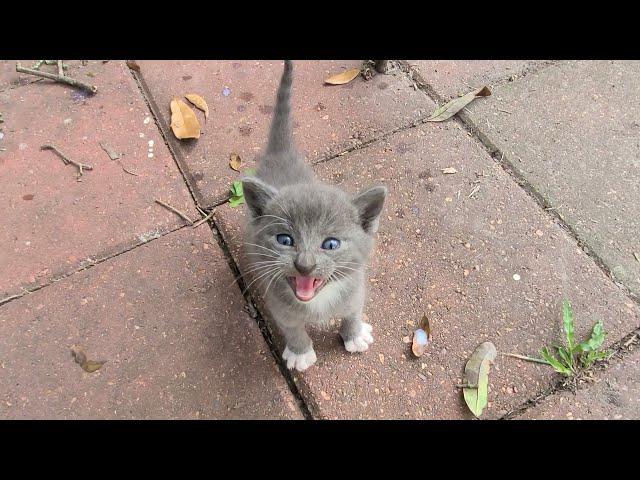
top-left (266, 60), bottom-right (293, 155)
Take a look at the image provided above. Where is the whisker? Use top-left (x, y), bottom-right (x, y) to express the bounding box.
top-left (242, 266), bottom-right (282, 295)
top-left (251, 214), bottom-right (290, 225)
top-left (245, 252), bottom-right (279, 259)
top-left (253, 221), bottom-right (290, 236)
top-left (241, 242), bottom-right (280, 256)
top-left (263, 270), bottom-right (283, 298)
top-left (334, 265), bottom-right (363, 273)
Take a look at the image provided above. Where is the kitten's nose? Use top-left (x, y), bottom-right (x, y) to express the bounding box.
top-left (294, 252), bottom-right (316, 275)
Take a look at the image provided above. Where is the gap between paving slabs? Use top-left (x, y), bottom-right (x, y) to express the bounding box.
top-left (126, 63), bottom-right (315, 418)
top-left (398, 60), bottom-right (640, 417)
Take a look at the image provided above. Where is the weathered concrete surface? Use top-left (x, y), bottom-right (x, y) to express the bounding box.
top-left (519, 346), bottom-right (640, 420)
top-left (136, 60), bottom-right (433, 207)
top-left (0, 227), bottom-right (302, 419)
top-left (0, 60), bottom-right (198, 301)
top-left (214, 119), bottom-right (640, 419)
top-left (464, 60), bottom-right (640, 297)
top-left (410, 60), bottom-right (551, 99)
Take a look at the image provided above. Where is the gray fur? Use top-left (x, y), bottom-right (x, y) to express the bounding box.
top-left (241, 60), bottom-right (387, 371)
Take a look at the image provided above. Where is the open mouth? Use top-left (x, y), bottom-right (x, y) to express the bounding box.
top-left (287, 276), bottom-right (326, 302)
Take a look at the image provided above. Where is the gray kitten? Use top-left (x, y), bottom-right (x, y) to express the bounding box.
top-left (241, 60), bottom-right (387, 372)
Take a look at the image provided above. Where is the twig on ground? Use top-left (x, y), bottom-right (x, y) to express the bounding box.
top-left (57, 60), bottom-right (64, 77)
top-left (497, 109), bottom-right (513, 114)
top-left (16, 62), bottom-right (97, 94)
top-left (192, 208), bottom-right (216, 228)
top-left (41, 143), bottom-right (93, 179)
top-left (468, 185), bottom-right (481, 198)
top-left (155, 199), bottom-right (194, 224)
top-left (118, 161), bottom-right (139, 176)
top-left (501, 352), bottom-right (551, 365)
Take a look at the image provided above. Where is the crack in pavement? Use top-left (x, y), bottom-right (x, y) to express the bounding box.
top-left (129, 63), bottom-right (314, 419)
top-left (0, 222), bottom-right (189, 307)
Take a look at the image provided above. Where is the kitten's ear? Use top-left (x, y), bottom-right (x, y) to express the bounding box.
top-left (352, 185), bottom-right (387, 234)
top-left (241, 177), bottom-right (278, 218)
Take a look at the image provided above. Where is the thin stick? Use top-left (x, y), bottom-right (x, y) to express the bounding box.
top-left (16, 62), bottom-right (97, 94)
top-left (497, 109), bottom-right (513, 114)
top-left (192, 208), bottom-right (216, 228)
top-left (118, 160), bottom-right (139, 176)
top-left (468, 185), bottom-right (480, 199)
top-left (41, 143), bottom-right (93, 178)
top-left (155, 199), bottom-right (194, 224)
top-left (57, 60), bottom-right (64, 77)
top-left (501, 352), bottom-right (551, 365)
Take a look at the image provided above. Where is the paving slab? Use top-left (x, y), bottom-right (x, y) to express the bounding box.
top-left (0, 60), bottom-right (198, 301)
top-left (0, 226), bottom-right (302, 419)
top-left (410, 60), bottom-right (551, 100)
top-left (136, 60), bottom-right (433, 208)
top-left (518, 347), bottom-right (640, 420)
top-left (463, 60), bottom-right (640, 297)
top-left (214, 118), bottom-right (640, 419)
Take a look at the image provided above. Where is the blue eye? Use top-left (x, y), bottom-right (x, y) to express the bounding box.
top-left (321, 238), bottom-right (341, 250)
top-left (276, 234), bottom-right (294, 246)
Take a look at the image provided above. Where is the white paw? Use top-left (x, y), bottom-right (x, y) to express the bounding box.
top-left (343, 322), bottom-right (374, 353)
top-left (282, 346), bottom-right (317, 372)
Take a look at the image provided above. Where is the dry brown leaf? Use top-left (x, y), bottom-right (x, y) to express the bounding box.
top-left (324, 68), bottom-right (361, 85)
top-left (126, 60), bottom-right (140, 72)
top-left (71, 345), bottom-right (106, 373)
top-left (229, 153), bottom-right (242, 171)
top-left (442, 167), bottom-right (458, 174)
top-left (412, 313), bottom-right (432, 357)
top-left (170, 98), bottom-right (201, 140)
top-left (185, 93), bottom-right (209, 119)
top-left (427, 86), bottom-right (491, 122)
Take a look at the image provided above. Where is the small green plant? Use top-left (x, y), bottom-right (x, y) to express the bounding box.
top-left (538, 300), bottom-right (609, 376)
top-left (506, 299), bottom-right (610, 377)
top-left (228, 181), bottom-right (245, 207)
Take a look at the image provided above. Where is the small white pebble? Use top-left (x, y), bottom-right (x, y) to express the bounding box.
top-left (19, 143), bottom-right (27, 151)
top-left (25, 241), bottom-right (31, 246)
top-left (63, 118), bottom-right (72, 126)
top-left (148, 140), bottom-right (154, 147)
top-left (147, 153), bottom-right (154, 158)
top-left (139, 133), bottom-right (145, 138)
top-left (143, 116), bottom-right (151, 125)
top-left (513, 274), bottom-right (521, 281)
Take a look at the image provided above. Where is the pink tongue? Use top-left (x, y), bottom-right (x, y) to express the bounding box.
top-left (295, 276), bottom-right (316, 300)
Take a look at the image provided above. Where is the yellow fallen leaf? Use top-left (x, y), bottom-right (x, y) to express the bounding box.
top-left (185, 93), bottom-right (209, 119)
top-left (229, 153), bottom-right (242, 171)
top-left (324, 67), bottom-right (360, 85)
top-left (170, 98), bottom-right (201, 139)
top-left (442, 167), bottom-right (458, 174)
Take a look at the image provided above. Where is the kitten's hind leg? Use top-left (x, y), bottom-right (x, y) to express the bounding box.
top-left (340, 313), bottom-right (374, 353)
top-left (280, 323), bottom-right (317, 372)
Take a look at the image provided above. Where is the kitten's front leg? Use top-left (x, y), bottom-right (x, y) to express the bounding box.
top-left (280, 323), bottom-right (317, 372)
top-left (340, 311), bottom-right (374, 353)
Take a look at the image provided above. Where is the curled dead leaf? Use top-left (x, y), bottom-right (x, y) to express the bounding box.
top-left (185, 93), bottom-right (209, 119)
top-left (71, 345), bottom-right (106, 373)
top-left (126, 60), bottom-right (140, 72)
top-left (412, 314), bottom-right (432, 357)
top-left (229, 153), bottom-right (242, 171)
top-left (324, 68), bottom-right (361, 85)
top-left (427, 86), bottom-right (491, 122)
top-left (170, 98), bottom-right (201, 140)
top-left (462, 341), bottom-right (496, 417)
